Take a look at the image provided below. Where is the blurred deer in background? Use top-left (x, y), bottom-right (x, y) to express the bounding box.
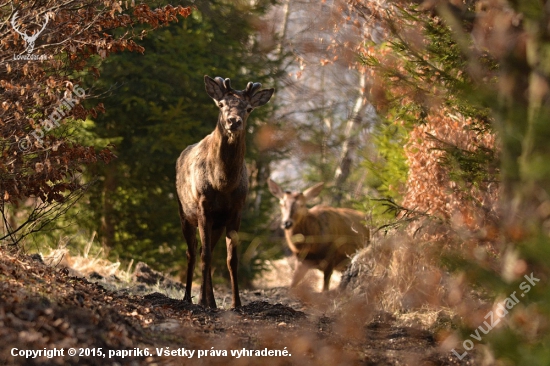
top-left (176, 76), bottom-right (274, 308)
top-left (268, 179), bottom-right (369, 291)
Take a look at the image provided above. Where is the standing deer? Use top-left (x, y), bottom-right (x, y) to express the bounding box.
top-left (268, 179), bottom-right (369, 291)
top-left (176, 76), bottom-right (274, 308)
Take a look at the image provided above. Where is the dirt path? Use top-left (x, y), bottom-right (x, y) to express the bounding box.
top-left (0, 247), bottom-right (473, 365)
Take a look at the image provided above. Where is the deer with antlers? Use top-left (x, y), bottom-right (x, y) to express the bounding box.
top-left (268, 179), bottom-right (370, 291)
top-left (11, 11), bottom-right (49, 54)
top-left (176, 76), bottom-right (274, 308)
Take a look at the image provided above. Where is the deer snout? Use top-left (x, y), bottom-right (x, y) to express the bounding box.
top-left (227, 116), bottom-right (243, 131)
top-left (282, 220), bottom-right (293, 229)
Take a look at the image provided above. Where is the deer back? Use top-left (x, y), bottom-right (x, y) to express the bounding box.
top-left (287, 205), bottom-right (368, 264)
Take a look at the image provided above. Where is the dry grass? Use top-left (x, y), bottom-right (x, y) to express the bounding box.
top-left (339, 232), bottom-right (475, 331)
top-left (41, 241), bottom-right (194, 301)
top-left (41, 233), bottom-right (132, 282)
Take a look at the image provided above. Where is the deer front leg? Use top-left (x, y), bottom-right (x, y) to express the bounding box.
top-left (198, 217), bottom-right (217, 308)
top-left (179, 200), bottom-right (197, 304)
top-left (226, 217), bottom-right (242, 308)
top-left (290, 260), bottom-right (311, 288)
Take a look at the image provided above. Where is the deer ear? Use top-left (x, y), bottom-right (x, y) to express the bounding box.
top-left (303, 182), bottom-right (324, 202)
top-left (267, 178), bottom-right (284, 199)
top-left (204, 75), bottom-right (225, 101)
top-left (250, 88), bottom-right (274, 107)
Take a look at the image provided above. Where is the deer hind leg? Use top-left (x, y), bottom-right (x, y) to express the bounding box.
top-left (226, 216), bottom-right (242, 308)
top-left (181, 217), bottom-right (197, 304)
top-left (322, 264), bottom-right (334, 292)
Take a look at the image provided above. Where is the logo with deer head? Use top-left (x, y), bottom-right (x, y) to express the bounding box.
top-left (11, 11), bottom-right (49, 54)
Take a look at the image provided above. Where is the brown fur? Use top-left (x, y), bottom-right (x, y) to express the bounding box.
top-left (268, 179), bottom-right (369, 291)
top-left (176, 76), bottom-right (273, 308)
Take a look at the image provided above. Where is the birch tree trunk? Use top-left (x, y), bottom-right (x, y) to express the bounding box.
top-left (333, 74), bottom-right (370, 205)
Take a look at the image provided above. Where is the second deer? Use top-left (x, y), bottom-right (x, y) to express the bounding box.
top-left (268, 179), bottom-right (369, 291)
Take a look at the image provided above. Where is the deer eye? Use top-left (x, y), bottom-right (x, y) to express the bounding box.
top-left (246, 107), bottom-right (253, 113)
top-left (218, 102), bottom-right (224, 108)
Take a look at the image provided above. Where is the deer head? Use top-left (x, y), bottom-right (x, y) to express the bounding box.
top-left (204, 75), bottom-right (274, 142)
top-left (11, 11), bottom-right (49, 54)
top-left (268, 179), bottom-right (325, 229)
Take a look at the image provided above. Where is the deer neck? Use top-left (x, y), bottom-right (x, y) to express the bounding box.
top-left (206, 117), bottom-right (246, 190)
top-left (285, 212), bottom-right (317, 239)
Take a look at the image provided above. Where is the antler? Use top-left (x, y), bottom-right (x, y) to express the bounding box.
top-left (213, 77), bottom-right (234, 94)
top-left (245, 82), bottom-right (262, 96)
top-left (213, 77), bottom-right (262, 96)
top-left (27, 14), bottom-right (49, 43)
top-left (10, 11), bottom-right (26, 39)
top-left (223, 78), bottom-right (232, 91)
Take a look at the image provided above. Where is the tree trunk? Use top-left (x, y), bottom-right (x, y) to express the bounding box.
top-left (333, 74), bottom-right (370, 205)
top-left (100, 162), bottom-right (117, 253)
top-left (495, 5), bottom-right (550, 231)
